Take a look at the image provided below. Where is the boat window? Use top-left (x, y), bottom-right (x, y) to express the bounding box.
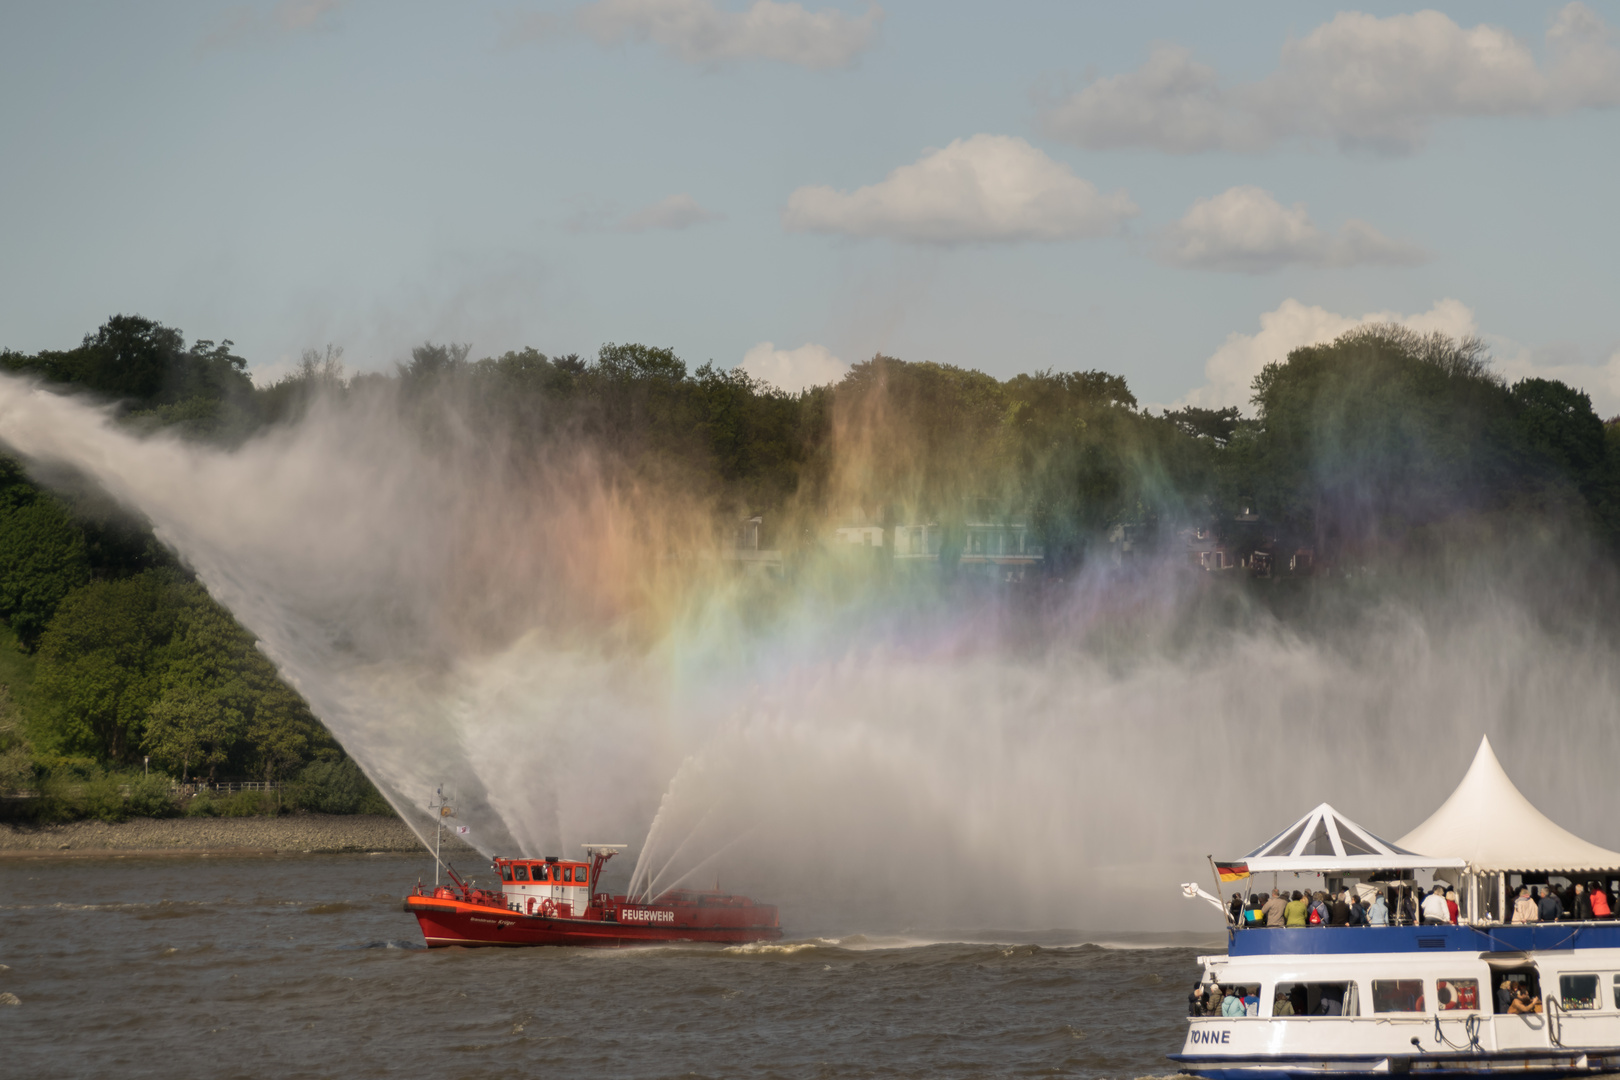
top-left (577, 869), bottom-right (587, 887)
top-left (513, 864), bottom-right (529, 882)
top-left (563, 867), bottom-right (572, 883)
top-left (500, 863), bottom-right (512, 882)
top-left (1274, 982), bottom-right (1357, 1017)
top-left (1612, 975), bottom-right (1620, 1010)
top-left (1561, 974), bottom-right (1601, 1011)
top-left (1493, 970), bottom-right (1541, 1013)
top-left (540, 865), bottom-right (553, 881)
top-left (1437, 979), bottom-right (1480, 1011)
top-left (1372, 980), bottom-right (1425, 1013)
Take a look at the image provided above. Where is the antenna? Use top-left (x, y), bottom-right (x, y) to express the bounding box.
top-left (429, 787), bottom-right (456, 887)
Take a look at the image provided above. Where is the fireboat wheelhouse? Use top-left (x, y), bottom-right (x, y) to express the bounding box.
top-left (403, 843), bottom-right (783, 948)
top-left (1172, 737), bottom-right (1620, 1080)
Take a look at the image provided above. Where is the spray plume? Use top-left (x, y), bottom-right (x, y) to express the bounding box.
top-left (0, 357), bottom-right (1616, 932)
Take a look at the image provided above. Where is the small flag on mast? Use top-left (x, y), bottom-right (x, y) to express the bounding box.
top-left (1214, 861), bottom-right (1250, 882)
top-left (454, 825), bottom-right (469, 836)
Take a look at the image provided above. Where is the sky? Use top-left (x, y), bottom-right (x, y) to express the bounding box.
top-left (2, 0), bottom-right (1618, 413)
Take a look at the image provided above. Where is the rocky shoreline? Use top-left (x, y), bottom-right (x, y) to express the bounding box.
top-left (0, 814), bottom-right (480, 858)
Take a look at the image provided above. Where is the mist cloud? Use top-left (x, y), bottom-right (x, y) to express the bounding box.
top-left (3, 363), bottom-right (1618, 930)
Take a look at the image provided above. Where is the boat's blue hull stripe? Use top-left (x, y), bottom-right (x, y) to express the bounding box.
top-left (1228, 924), bottom-right (1620, 956)
top-left (1179, 1070), bottom-right (1604, 1080)
top-left (1169, 1046), bottom-right (1620, 1078)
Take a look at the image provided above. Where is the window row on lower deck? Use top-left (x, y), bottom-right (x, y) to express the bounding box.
top-left (1209, 971), bottom-right (1620, 1019)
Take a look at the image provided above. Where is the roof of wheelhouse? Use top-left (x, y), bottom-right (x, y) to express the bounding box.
top-left (1397, 735), bottom-right (1620, 874)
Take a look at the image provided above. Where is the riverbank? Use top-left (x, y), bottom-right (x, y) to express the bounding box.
top-left (0, 814), bottom-right (480, 858)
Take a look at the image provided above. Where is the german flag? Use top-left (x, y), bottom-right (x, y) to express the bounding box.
top-left (1215, 861), bottom-right (1250, 883)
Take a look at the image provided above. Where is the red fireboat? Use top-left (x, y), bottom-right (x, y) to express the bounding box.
top-left (403, 844), bottom-right (783, 947)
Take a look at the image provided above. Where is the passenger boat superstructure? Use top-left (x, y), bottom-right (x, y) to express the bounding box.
top-left (1172, 737), bottom-right (1620, 1080)
top-left (1178, 924), bottom-right (1620, 1079)
top-left (403, 844), bottom-right (783, 948)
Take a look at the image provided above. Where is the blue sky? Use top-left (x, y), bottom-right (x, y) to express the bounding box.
top-left (3, 0), bottom-right (1618, 412)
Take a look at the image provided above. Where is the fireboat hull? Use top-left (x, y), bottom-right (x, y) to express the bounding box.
top-left (404, 895), bottom-right (784, 948)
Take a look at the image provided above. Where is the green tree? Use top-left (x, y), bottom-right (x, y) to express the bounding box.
top-left (73, 314), bottom-right (187, 401)
top-left (142, 683), bottom-right (240, 783)
top-left (402, 341), bottom-right (471, 384)
top-left (0, 497), bottom-right (91, 645)
top-left (147, 580), bottom-right (329, 783)
top-left (1244, 325), bottom-right (1519, 551)
top-left (1163, 405), bottom-right (1241, 447)
top-left (1511, 377), bottom-right (1607, 490)
top-left (30, 572), bottom-right (180, 762)
top-left (0, 686), bottom-right (33, 793)
top-left (596, 343), bottom-right (686, 382)
top-left (241, 652), bottom-right (329, 792)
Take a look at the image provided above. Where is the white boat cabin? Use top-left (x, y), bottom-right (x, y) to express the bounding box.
top-left (1193, 940), bottom-right (1620, 1059)
top-left (495, 857), bottom-right (591, 917)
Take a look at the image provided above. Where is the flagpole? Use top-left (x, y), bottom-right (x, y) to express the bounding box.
top-left (1208, 856), bottom-right (1232, 926)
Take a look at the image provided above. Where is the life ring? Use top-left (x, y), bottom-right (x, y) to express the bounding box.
top-left (539, 899), bottom-right (556, 918)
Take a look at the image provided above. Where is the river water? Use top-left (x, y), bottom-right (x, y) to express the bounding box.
top-left (0, 854), bottom-right (1213, 1079)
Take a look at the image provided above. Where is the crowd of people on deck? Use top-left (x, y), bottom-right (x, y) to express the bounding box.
top-left (1189, 983), bottom-right (1262, 1018)
top-left (1226, 880), bottom-right (1620, 927)
top-left (1507, 882), bottom-right (1615, 923)
top-left (1187, 982), bottom-right (1340, 1018)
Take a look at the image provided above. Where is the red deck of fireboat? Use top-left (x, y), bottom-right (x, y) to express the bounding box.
top-left (403, 845), bottom-right (782, 947)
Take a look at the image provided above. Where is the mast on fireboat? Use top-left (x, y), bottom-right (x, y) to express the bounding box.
top-left (429, 786), bottom-right (456, 886)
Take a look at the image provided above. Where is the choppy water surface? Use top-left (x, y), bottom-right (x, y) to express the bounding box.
top-left (0, 854), bottom-right (1209, 1079)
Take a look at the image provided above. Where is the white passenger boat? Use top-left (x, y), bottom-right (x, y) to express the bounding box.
top-left (1173, 738), bottom-right (1620, 1080)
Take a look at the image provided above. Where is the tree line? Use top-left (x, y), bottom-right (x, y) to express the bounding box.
top-left (1, 313), bottom-right (1617, 817)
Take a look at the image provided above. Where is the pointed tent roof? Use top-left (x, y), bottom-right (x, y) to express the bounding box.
top-left (1239, 802), bottom-right (1464, 873)
top-left (1397, 735), bottom-right (1620, 874)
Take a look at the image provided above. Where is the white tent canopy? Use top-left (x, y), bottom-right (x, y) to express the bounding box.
top-left (1397, 735), bottom-right (1620, 875)
top-left (1239, 802), bottom-right (1465, 873)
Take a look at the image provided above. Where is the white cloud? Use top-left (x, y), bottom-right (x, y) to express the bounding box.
top-left (782, 134), bottom-right (1137, 244)
top-left (1040, 45), bottom-right (1270, 154)
top-left (737, 341), bottom-right (848, 392)
top-left (617, 194), bottom-right (722, 232)
top-left (1043, 3), bottom-right (1620, 155)
top-left (571, 0), bottom-right (881, 69)
top-left (1159, 186), bottom-right (1428, 273)
top-left (1177, 298), bottom-right (1478, 410)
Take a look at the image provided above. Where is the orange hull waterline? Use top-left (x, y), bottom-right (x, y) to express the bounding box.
top-left (403, 844), bottom-right (783, 948)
